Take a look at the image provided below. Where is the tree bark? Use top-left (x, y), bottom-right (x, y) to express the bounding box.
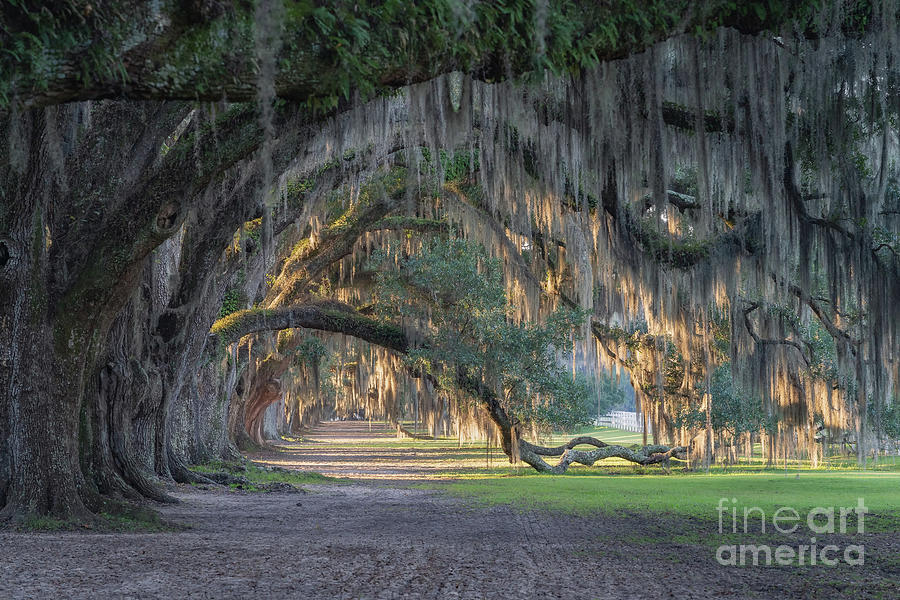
top-left (0, 113), bottom-right (91, 518)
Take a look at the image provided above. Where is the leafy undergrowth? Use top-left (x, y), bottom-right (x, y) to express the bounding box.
top-left (191, 460), bottom-right (342, 492)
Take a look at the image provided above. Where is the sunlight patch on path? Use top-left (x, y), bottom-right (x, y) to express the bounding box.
top-left (246, 421), bottom-right (524, 480)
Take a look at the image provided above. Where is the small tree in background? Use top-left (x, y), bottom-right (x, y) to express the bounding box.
top-left (372, 237), bottom-right (593, 433)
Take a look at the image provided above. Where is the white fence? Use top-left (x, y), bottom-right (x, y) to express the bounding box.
top-left (595, 411), bottom-right (649, 433)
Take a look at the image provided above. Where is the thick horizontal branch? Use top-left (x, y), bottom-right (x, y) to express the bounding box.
top-left (519, 440), bottom-right (688, 474)
top-left (210, 302), bottom-right (408, 353)
top-left (265, 170), bottom-right (409, 307)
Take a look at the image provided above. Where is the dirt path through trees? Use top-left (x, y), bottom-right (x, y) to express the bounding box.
top-left (0, 423), bottom-right (885, 599)
top-left (248, 421), bottom-right (514, 479)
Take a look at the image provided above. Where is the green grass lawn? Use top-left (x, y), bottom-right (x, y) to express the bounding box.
top-left (251, 422), bottom-right (900, 594)
top-left (270, 425), bottom-right (653, 478)
top-left (425, 470), bottom-right (900, 532)
top-left (374, 424), bottom-right (900, 531)
top-left (267, 422), bottom-right (900, 534)
top-left (306, 422), bottom-right (900, 475)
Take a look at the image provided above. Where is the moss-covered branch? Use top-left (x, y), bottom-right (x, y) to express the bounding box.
top-left (210, 302), bottom-right (408, 353)
top-left (265, 168), bottom-right (411, 306)
top-left (518, 440), bottom-right (688, 474)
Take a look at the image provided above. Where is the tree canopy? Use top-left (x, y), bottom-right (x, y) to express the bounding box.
top-left (0, 0), bottom-right (898, 520)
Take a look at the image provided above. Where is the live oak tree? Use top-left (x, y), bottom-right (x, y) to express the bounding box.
top-left (369, 237), bottom-right (690, 471)
top-left (1, 0), bottom-right (898, 521)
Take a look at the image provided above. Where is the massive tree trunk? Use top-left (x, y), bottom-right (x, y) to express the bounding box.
top-left (1, 313), bottom-right (92, 518)
top-left (92, 345), bottom-right (171, 502)
top-left (178, 346), bottom-right (243, 463)
top-left (0, 101), bottom-right (220, 518)
top-left (1, 111), bottom-right (90, 518)
top-left (86, 240), bottom-right (184, 502)
top-left (3, 330), bottom-right (91, 518)
top-left (242, 354), bottom-right (291, 447)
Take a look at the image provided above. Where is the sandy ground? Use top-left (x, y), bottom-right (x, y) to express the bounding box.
top-left (1, 422), bottom-right (896, 599)
top-left (246, 421), bottom-right (516, 479)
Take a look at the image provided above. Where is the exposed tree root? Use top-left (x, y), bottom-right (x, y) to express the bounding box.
top-left (168, 450), bottom-right (217, 486)
top-left (98, 462), bottom-right (174, 504)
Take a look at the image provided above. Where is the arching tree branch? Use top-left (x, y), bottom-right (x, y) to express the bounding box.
top-left (210, 302), bottom-right (409, 352)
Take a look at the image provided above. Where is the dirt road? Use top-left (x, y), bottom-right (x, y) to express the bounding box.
top-left (0, 423), bottom-right (887, 599)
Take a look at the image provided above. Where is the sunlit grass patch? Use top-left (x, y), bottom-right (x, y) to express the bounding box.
top-left (423, 470), bottom-right (900, 532)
